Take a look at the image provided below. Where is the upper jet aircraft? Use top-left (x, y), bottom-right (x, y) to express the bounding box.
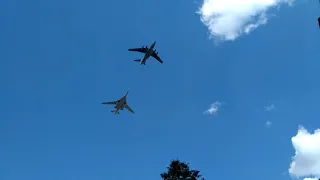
top-left (318, 17), bottom-right (320, 28)
top-left (128, 41), bottom-right (163, 65)
top-left (101, 91), bottom-right (134, 115)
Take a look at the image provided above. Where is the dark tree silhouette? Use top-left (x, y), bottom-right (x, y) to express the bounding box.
top-left (160, 159), bottom-right (205, 180)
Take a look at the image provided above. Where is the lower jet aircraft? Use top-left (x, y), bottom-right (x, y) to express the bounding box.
top-left (128, 41), bottom-right (163, 65)
top-left (101, 91), bottom-right (134, 115)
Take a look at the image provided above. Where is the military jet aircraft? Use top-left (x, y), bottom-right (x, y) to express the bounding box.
top-left (101, 91), bottom-right (134, 114)
top-left (318, 17), bottom-right (320, 28)
top-left (128, 41), bottom-right (163, 65)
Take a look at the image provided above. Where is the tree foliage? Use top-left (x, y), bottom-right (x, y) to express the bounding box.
top-left (160, 159), bottom-right (205, 180)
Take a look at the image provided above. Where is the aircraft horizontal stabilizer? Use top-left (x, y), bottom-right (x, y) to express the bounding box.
top-left (134, 59), bottom-right (141, 62)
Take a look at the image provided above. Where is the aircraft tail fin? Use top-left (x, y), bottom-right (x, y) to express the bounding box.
top-left (134, 59), bottom-right (141, 62)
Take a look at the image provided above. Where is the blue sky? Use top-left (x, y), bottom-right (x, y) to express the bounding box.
top-left (1, 0), bottom-right (320, 179)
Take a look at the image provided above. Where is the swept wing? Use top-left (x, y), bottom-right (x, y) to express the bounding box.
top-left (102, 101), bottom-right (117, 105)
top-left (124, 104), bottom-right (134, 113)
top-left (151, 51), bottom-right (163, 63)
top-left (128, 47), bottom-right (148, 53)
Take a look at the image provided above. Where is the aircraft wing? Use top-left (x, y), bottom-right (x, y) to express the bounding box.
top-left (128, 47), bottom-right (148, 53)
top-left (124, 104), bottom-right (134, 113)
top-left (102, 101), bottom-right (117, 105)
top-left (151, 51), bottom-right (163, 63)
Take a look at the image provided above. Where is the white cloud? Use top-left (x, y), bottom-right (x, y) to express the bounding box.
top-left (203, 101), bottom-right (223, 115)
top-left (303, 178), bottom-right (319, 180)
top-left (197, 0), bottom-right (295, 42)
top-left (265, 121), bottom-right (272, 127)
top-left (264, 104), bottom-right (275, 111)
top-left (288, 126), bottom-right (320, 179)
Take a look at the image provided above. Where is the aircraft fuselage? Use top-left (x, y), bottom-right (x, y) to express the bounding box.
top-left (141, 41), bottom-right (156, 65)
top-left (112, 96), bottom-right (127, 114)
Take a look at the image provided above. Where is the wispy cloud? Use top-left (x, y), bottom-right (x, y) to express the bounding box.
top-left (288, 126), bottom-right (320, 179)
top-left (203, 101), bottom-right (223, 115)
top-left (264, 104), bottom-right (275, 111)
top-left (197, 0), bottom-right (295, 43)
top-left (265, 121), bottom-right (272, 127)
